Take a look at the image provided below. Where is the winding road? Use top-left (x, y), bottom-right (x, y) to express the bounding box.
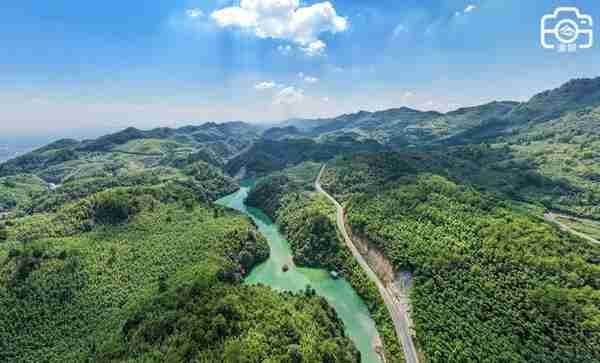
top-left (315, 165), bottom-right (420, 363)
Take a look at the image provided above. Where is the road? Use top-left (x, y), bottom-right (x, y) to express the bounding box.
top-left (315, 165), bottom-right (420, 363)
top-left (544, 212), bottom-right (600, 245)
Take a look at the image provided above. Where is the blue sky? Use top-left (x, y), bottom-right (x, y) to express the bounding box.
top-left (1, 0), bottom-right (600, 135)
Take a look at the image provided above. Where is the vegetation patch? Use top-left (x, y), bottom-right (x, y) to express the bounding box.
top-left (324, 154), bottom-right (600, 362)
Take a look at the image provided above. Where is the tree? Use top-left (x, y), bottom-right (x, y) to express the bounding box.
top-left (0, 223), bottom-right (7, 241)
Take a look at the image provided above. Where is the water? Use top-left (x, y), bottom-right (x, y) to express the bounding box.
top-left (216, 181), bottom-right (382, 363)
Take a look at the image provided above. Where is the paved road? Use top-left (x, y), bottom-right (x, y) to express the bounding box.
top-left (315, 165), bottom-right (420, 363)
top-left (544, 212), bottom-right (600, 245)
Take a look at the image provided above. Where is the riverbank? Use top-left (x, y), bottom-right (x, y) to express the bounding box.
top-left (243, 163), bottom-right (405, 363)
top-left (216, 182), bottom-right (384, 363)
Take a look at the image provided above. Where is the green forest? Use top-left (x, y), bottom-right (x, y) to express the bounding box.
top-left (1, 77), bottom-right (600, 362)
top-left (0, 183), bottom-right (362, 362)
top-left (321, 153), bottom-right (600, 362)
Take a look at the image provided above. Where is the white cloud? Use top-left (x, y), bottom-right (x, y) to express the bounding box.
top-left (274, 86), bottom-right (305, 105)
top-left (186, 8), bottom-right (205, 18)
top-left (300, 40), bottom-right (326, 57)
top-left (322, 97), bottom-right (330, 102)
top-left (392, 24), bottom-right (407, 38)
top-left (454, 4), bottom-right (477, 17)
top-left (255, 81), bottom-right (278, 90)
top-left (464, 5), bottom-right (477, 13)
top-left (211, 0), bottom-right (348, 55)
top-left (298, 72), bottom-right (319, 83)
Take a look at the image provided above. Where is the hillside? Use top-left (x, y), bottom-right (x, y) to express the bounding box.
top-left (0, 122), bottom-right (261, 183)
top-left (276, 77), bottom-right (600, 148)
top-left (260, 78), bottom-right (600, 220)
top-left (0, 185), bottom-right (360, 362)
top-left (1, 76), bottom-right (600, 363)
top-left (0, 121), bottom-right (366, 362)
top-left (0, 122), bottom-right (265, 217)
top-left (225, 137), bottom-right (386, 178)
top-left (320, 153), bottom-right (600, 362)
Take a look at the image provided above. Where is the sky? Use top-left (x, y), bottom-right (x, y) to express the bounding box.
top-left (1, 0), bottom-right (600, 136)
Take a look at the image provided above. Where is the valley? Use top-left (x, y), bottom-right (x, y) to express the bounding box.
top-left (217, 182), bottom-right (385, 363)
top-left (1, 77), bottom-right (599, 363)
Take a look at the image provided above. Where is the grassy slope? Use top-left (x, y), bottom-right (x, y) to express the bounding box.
top-left (322, 153), bottom-right (600, 363)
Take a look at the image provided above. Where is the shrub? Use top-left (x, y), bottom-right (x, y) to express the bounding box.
top-left (92, 191), bottom-right (135, 224)
top-left (0, 223), bottom-right (7, 241)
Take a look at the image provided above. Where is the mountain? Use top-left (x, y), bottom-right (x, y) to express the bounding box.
top-left (316, 153), bottom-right (600, 362)
top-left (1, 76), bottom-right (599, 363)
top-left (274, 77), bottom-right (600, 147)
top-left (0, 121), bottom-right (262, 184)
top-left (509, 77), bottom-right (600, 123)
top-left (225, 137), bottom-right (387, 178)
top-left (262, 126), bottom-right (303, 140)
top-left (0, 119), bottom-right (361, 363)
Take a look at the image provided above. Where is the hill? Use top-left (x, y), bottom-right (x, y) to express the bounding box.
top-left (225, 137), bottom-right (387, 178)
top-left (0, 185), bottom-right (359, 362)
top-left (320, 152), bottom-right (600, 362)
top-left (0, 122), bottom-right (261, 184)
top-left (275, 77), bottom-right (600, 148)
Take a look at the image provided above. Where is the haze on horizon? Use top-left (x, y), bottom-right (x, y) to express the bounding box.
top-left (1, 0), bottom-right (599, 136)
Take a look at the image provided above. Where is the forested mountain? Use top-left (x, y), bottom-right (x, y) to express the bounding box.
top-left (0, 121), bottom-right (265, 217)
top-left (275, 77), bottom-right (600, 148)
top-left (0, 183), bottom-right (359, 362)
top-left (319, 152), bottom-right (600, 362)
top-left (225, 137), bottom-right (386, 178)
top-left (0, 121), bottom-right (261, 181)
top-left (0, 120), bottom-right (364, 362)
top-left (1, 76), bottom-right (599, 363)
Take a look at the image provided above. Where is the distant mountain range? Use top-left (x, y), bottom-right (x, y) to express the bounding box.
top-left (2, 76), bottom-right (599, 181)
top-left (273, 76), bottom-right (600, 147)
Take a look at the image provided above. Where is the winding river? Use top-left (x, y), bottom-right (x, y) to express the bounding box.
top-left (216, 181), bottom-right (382, 363)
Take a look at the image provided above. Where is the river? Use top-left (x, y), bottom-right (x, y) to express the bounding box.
top-left (216, 181), bottom-right (382, 363)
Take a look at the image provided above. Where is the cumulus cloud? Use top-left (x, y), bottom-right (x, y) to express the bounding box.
top-left (186, 8), bottom-right (204, 18)
top-left (300, 40), bottom-right (326, 56)
top-left (211, 0), bottom-right (348, 56)
top-left (464, 4), bottom-right (477, 13)
top-left (274, 86), bottom-right (305, 105)
top-left (255, 81), bottom-right (278, 90)
top-left (456, 4), bottom-right (477, 16)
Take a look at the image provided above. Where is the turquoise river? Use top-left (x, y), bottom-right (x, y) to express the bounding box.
top-left (216, 181), bottom-right (382, 363)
